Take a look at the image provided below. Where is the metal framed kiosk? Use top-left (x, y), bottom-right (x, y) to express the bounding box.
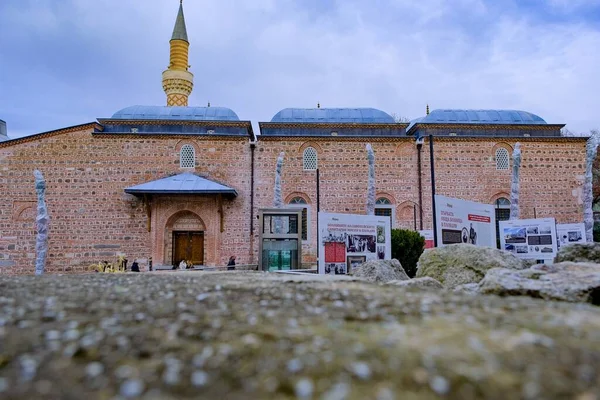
top-left (258, 208), bottom-right (303, 272)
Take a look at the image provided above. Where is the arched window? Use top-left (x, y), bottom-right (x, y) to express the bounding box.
top-left (303, 147), bottom-right (318, 171)
top-left (495, 148), bottom-right (509, 170)
top-left (180, 144), bottom-right (196, 168)
top-left (494, 197), bottom-right (511, 246)
top-left (374, 197), bottom-right (394, 228)
top-left (288, 197), bottom-right (309, 241)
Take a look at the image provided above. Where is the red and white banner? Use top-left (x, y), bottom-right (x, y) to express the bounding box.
top-left (435, 195), bottom-right (496, 248)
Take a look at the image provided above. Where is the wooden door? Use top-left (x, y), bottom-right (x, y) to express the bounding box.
top-left (172, 231), bottom-right (204, 266)
top-left (190, 232), bottom-right (204, 265)
top-left (173, 232), bottom-right (189, 266)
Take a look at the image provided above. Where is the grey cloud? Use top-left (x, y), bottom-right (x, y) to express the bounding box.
top-left (0, 0), bottom-right (598, 138)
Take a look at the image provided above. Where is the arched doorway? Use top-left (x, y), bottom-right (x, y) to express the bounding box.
top-left (165, 211), bottom-right (206, 266)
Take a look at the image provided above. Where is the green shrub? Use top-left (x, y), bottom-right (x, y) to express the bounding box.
top-left (391, 229), bottom-right (425, 278)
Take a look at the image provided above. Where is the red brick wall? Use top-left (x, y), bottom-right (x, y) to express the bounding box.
top-left (255, 137), bottom-right (587, 264)
top-left (0, 127), bottom-right (253, 274)
top-left (0, 128), bottom-right (587, 275)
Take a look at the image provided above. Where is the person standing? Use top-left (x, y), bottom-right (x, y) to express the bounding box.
top-left (131, 259), bottom-right (140, 272)
top-left (227, 256), bottom-right (236, 270)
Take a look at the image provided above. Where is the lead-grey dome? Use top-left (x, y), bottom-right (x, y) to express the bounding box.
top-left (111, 106), bottom-right (240, 121)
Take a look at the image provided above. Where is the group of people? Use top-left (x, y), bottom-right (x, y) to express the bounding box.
top-left (97, 259), bottom-right (140, 272)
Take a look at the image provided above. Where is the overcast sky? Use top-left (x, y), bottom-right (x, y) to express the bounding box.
top-left (1, 0), bottom-right (600, 138)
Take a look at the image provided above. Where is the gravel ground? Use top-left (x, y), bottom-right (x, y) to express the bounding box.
top-left (1, 271), bottom-right (600, 399)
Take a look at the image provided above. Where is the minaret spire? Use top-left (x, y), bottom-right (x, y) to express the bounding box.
top-left (162, 1), bottom-right (194, 106)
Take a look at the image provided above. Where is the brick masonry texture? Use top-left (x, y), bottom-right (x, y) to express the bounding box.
top-left (0, 128), bottom-right (253, 274)
top-left (0, 128), bottom-right (587, 274)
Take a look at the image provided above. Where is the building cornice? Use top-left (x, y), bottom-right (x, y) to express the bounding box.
top-left (428, 135), bottom-right (588, 142)
top-left (92, 132), bottom-right (249, 141)
top-left (257, 135), bottom-right (588, 143)
top-left (257, 135), bottom-right (412, 142)
top-left (97, 119), bottom-right (255, 140)
top-left (407, 123), bottom-right (565, 135)
top-left (0, 122), bottom-right (102, 148)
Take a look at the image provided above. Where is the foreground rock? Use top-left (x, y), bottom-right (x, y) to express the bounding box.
top-left (387, 277), bottom-right (444, 290)
top-left (351, 259), bottom-right (409, 283)
top-left (478, 262), bottom-right (600, 304)
top-left (1, 272), bottom-right (600, 399)
top-left (555, 243), bottom-right (600, 263)
top-left (416, 244), bottom-right (525, 289)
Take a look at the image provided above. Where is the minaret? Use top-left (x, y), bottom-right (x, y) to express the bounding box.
top-left (162, 0), bottom-right (194, 106)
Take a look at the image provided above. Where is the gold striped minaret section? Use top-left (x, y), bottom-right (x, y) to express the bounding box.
top-left (162, 0), bottom-right (194, 106)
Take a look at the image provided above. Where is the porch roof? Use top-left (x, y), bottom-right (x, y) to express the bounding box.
top-left (124, 172), bottom-right (237, 197)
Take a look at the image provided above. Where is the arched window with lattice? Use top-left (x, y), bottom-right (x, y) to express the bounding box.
top-left (180, 144), bottom-right (196, 168)
top-left (495, 148), bottom-right (509, 170)
top-left (374, 197), bottom-right (394, 228)
top-left (288, 197), bottom-right (309, 240)
top-left (303, 147), bottom-right (318, 171)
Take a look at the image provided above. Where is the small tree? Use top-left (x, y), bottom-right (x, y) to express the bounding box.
top-left (391, 113), bottom-right (411, 123)
top-left (391, 229), bottom-right (425, 278)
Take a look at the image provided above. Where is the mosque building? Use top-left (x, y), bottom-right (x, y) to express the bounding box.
top-left (0, 2), bottom-right (588, 274)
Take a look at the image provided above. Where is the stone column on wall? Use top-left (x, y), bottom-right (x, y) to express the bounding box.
top-left (34, 170), bottom-right (49, 275)
top-left (510, 143), bottom-right (521, 220)
top-left (584, 132), bottom-right (600, 242)
top-left (366, 144), bottom-right (375, 215)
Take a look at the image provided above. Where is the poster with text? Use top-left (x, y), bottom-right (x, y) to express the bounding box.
top-left (434, 195), bottom-right (496, 248)
top-left (419, 230), bottom-right (435, 249)
top-left (499, 218), bottom-right (558, 260)
top-left (556, 223), bottom-right (586, 248)
top-left (318, 212), bottom-right (391, 275)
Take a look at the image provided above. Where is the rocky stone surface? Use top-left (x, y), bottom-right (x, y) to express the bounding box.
top-left (1, 272), bottom-right (600, 399)
top-left (350, 259), bottom-right (409, 283)
top-left (555, 243), bottom-right (600, 263)
top-left (478, 262), bottom-right (600, 304)
top-left (453, 283), bottom-right (480, 295)
top-left (416, 244), bottom-right (525, 289)
top-left (386, 277), bottom-right (444, 290)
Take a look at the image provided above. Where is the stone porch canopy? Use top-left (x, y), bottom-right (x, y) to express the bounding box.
top-left (124, 172), bottom-right (237, 198)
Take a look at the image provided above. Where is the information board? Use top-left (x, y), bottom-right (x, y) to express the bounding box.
top-left (318, 212), bottom-right (391, 275)
top-left (556, 223), bottom-right (586, 248)
top-left (499, 218), bottom-right (558, 261)
top-left (434, 195), bottom-right (496, 248)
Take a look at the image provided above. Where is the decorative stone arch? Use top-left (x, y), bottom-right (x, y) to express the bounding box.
top-left (491, 142), bottom-right (514, 153)
top-left (298, 141), bottom-right (323, 155)
top-left (285, 192), bottom-right (312, 204)
top-left (163, 210), bottom-right (206, 266)
top-left (175, 139), bottom-right (201, 154)
top-left (12, 201), bottom-right (35, 221)
top-left (489, 192), bottom-right (511, 204)
top-left (375, 192), bottom-right (396, 204)
top-left (396, 200), bottom-right (420, 230)
top-left (153, 200), bottom-right (219, 267)
top-left (166, 210), bottom-right (206, 231)
top-left (394, 142), bottom-right (414, 155)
